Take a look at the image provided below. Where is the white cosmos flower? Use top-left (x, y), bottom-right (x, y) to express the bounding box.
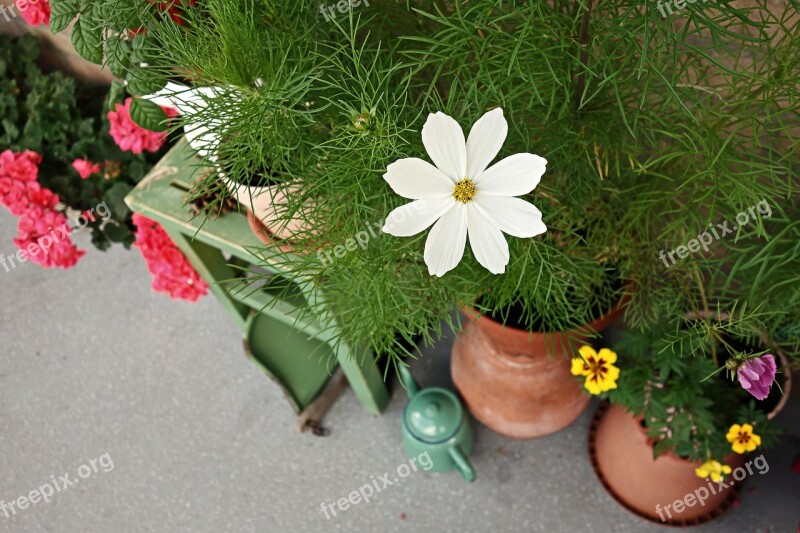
top-left (382, 108), bottom-right (548, 277)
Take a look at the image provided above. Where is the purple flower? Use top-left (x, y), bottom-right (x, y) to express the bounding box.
top-left (737, 354), bottom-right (777, 401)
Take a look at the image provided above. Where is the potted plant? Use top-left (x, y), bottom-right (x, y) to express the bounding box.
top-left (140, 81), bottom-right (318, 245)
top-left (586, 310), bottom-right (791, 525)
top-left (49, 0), bottom-right (798, 425)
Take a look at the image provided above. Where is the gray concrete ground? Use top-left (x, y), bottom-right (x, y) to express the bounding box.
top-left (0, 206), bottom-right (798, 533)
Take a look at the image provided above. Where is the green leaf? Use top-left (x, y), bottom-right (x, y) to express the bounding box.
top-left (71, 15), bottom-right (103, 64)
top-left (105, 39), bottom-right (128, 78)
top-left (102, 182), bottom-right (134, 220)
top-left (130, 34), bottom-right (151, 64)
top-left (49, 0), bottom-right (80, 33)
top-left (125, 68), bottom-right (166, 96)
top-left (103, 221), bottom-right (133, 244)
top-left (129, 97), bottom-right (168, 132)
top-left (108, 79), bottom-right (125, 110)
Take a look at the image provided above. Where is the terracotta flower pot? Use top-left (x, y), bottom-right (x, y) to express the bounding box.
top-left (451, 303), bottom-right (623, 439)
top-left (589, 403), bottom-right (744, 526)
top-left (246, 211), bottom-right (297, 253)
top-left (589, 349), bottom-right (791, 526)
top-left (227, 178), bottom-right (312, 241)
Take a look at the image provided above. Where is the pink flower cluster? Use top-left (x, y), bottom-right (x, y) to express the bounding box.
top-left (0, 150), bottom-right (41, 215)
top-left (0, 150), bottom-right (85, 269)
top-left (14, 0), bottom-right (50, 27)
top-left (108, 98), bottom-right (176, 154)
top-left (132, 214), bottom-right (208, 302)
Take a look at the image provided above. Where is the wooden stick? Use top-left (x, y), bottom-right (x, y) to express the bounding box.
top-left (295, 368), bottom-right (349, 435)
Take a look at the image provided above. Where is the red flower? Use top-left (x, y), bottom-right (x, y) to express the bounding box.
top-left (132, 213), bottom-right (208, 302)
top-left (27, 186), bottom-right (59, 210)
top-left (149, 0), bottom-right (197, 26)
top-left (14, 0), bottom-right (50, 27)
top-left (14, 207), bottom-right (85, 269)
top-left (0, 179), bottom-right (40, 215)
top-left (72, 158), bottom-right (102, 179)
top-left (0, 150), bottom-right (49, 215)
top-left (0, 149), bottom-right (41, 182)
top-left (108, 98), bottom-right (176, 154)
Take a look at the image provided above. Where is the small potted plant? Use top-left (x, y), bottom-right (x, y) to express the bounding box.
top-left (586, 309), bottom-right (791, 526)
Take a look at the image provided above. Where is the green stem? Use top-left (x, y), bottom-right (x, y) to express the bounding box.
top-left (575, 0), bottom-right (595, 109)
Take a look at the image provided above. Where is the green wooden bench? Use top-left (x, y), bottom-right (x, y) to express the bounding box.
top-left (124, 139), bottom-right (390, 417)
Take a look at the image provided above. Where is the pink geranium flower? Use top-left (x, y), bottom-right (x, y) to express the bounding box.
top-left (108, 98), bottom-right (177, 154)
top-left (738, 354), bottom-right (777, 401)
top-left (0, 179), bottom-right (40, 215)
top-left (0, 150), bottom-right (46, 214)
top-left (132, 213), bottom-right (208, 302)
top-left (15, 0), bottom-right (50, 26)
top-left (0, 149), bottom-right (41, 182)
top-left (14, 207), bottom-right (85, 269)
top-left (27, 185), bottom-right (59, 211)
top-left (72, 158), bottom-right (101, 179)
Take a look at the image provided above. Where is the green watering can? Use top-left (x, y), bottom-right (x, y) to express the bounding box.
top-left (399, 365), bottom-right (476, 482)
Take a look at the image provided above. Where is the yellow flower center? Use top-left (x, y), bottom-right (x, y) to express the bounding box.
top-left (736, 431), bottom-right (751, 444)
top-left (452, 178), bottom-right (476, 203)
top-left (584, 356), bottom-right (609, 383)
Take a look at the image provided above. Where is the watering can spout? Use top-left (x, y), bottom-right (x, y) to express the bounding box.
top-left (398, 365), bottom-right (420, 398)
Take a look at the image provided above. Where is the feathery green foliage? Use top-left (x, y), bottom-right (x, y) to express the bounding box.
top-left (50, 0), bottom-right (799, 455)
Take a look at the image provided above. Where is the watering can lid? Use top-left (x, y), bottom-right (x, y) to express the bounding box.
top-left (404, 388), bottom-right (463, 443)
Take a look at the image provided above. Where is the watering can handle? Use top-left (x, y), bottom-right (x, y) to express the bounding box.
top-left (449, 445), bottom-right (476, 483)
top-left (398, 364), bottom-right (420, 397)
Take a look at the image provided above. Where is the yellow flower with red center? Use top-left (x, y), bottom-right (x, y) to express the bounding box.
top-left (695, 459), bottom-right (732, 482)
top-left (726, 423), bottom-right (761, 454)
top-left (570, 346), bottom-right (620, 395)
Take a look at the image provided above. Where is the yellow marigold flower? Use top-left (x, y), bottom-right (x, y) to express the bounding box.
top-left (726, 423), bottom-right (761, 454)
top-left (695, 459), bottom-right (732, 482)
top-left (570, 345), bottom-right (620, 395)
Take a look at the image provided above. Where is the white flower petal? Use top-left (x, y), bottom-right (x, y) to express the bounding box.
top-left (424, 204), bottom-right (468, 277)
top-left (421, 112), bottom-right (466, 181)
top-left (474, 195), bottom-right (547, 238)
top-left (384, 158), bottom-right (454, 199)
top-left (474, 153), bottom-right (547, 196)
top-left (466, 108), bottom-right (507, 179)
top-left (466, 204), bottom-right (510, 274)
top-left (382, 197), bottom-right (454, 237)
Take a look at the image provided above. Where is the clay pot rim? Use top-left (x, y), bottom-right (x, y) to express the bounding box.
top-left (247, 210), bottom-right (314, 255)
top-left (588, 402), bottom-right (742, 527)
top-left (767, 348), bottom-right (792, 419)
top-left (461, 290), bottom-right (630, 342)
